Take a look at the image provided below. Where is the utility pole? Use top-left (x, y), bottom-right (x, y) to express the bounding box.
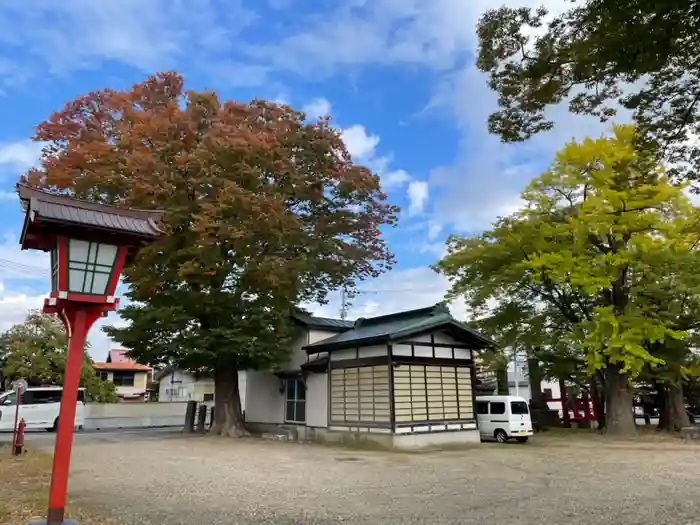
top-left (340, 287), bottom-right (348, 320)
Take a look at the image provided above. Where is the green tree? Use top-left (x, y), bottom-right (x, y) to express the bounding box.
top-left (22, 72), bottom-right (398, 437)
top-left (632, 225), bottom-right (700, 430)
top-left (476, 0), bottom-right (700, 181)
top-left (437, 125), bottom-right (694, 436)
top-left (2, 311), bottom-right (118, 403)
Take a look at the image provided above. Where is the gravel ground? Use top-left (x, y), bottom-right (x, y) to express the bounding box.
top-left (61, 433), bottom-right (700, 525)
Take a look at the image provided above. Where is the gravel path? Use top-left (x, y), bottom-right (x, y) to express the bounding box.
top-left (64, 434), bottom-right (700, 524)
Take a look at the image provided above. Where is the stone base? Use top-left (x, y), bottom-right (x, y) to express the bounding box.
top-left (29, 520), bottom-right (78, 525)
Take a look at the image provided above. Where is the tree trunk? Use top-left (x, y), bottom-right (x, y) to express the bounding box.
top-left (527, 356), bottom-right (546, 409)
top-left (496, 366), bottom-right (509, 395)
top-left (603, 363), bottom-right (636, 436)
top-left (657, 384), bottom-right (689, 432)
top-left (590, 373), bottom-right (606, 431)
top-left (209, 365), bottom-right (249, 438)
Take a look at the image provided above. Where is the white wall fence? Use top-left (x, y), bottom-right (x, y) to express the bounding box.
top-left (83, 402), bottom-right (187, 430)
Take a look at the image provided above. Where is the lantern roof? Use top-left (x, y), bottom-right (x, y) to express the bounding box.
top-left (18, 184), bottom-right (164, 251)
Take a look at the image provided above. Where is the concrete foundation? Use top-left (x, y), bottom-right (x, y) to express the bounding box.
top-left (246, 421), bottom-right (481, 450)
top-left (83, 402), bottom-right (187, 430)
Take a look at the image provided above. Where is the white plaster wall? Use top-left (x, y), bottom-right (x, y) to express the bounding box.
top-left (330, 348), bottom-right (357, 361)
top-left (158, 370), bottom-right (196, 402)
top-left (358, 344), bottom-right (387, 358)
top-left (393, 429), bottom-right (480, 449)
top-left (157, 370), bottom-right (247, 409)
top-left (245, 370), bottom-right (284, 424)
top-left (284, 329), bottom-right (338, 371)
top-left (306, 373), bottom-right (328, 428)
top-left (409, 331), bottom-right (461, 345)
top-left (84, 402), bottom-right (187, 430)
top-left (309, 329), bottom-right (340, 345)
top-left (285, 331), bottom-right (311, 370)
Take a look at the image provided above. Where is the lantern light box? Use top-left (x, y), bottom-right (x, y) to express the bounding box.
top-left (18, 184), bottom-right (164, 308)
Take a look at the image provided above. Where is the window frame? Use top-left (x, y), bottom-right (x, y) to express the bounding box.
top-left (111, 371), bottom-right (136, 387)
top-left (284, 377), bottom-right (306, 424)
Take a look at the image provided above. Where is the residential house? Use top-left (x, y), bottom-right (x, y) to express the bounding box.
top-left (93, 361), bottom-right (152, 403)
top-left (156, 367), bottom-right (247, 407)
top-left (244, 303), bottom-right (494, 449)
top-left (107, 349), bottom-right (154, 383)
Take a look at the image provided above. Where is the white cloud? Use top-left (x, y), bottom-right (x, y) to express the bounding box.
top-left (303, 97), bottom-right (332, 120)
top-left (341, 125), bottom-right (381, 160)
top-left (235, 0), bottom-right (599, 232)
top-left (0, 233), bottom-right (49, 279)
top-left (428, 221), bottom-right (443, 241)
top-left (0, 140), bottom-right (44, 173)
top-left (0, 281), bottom-right (45, 333)
top-left (407, 180), bottom-right (429, 215)
top-left (340, 125), bottom-right (413, 191)
top-left (382, 169), bottom-right (411, 188)
top-left (306, 266), bottom-right (471, 322)
top-left (0, 1), bottom-right (257, 89)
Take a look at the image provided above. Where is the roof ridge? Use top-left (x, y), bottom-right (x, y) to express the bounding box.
top-left (17, 184), bottom-right (162, 216)
top-left (354, 303), bottom-right (450, 327)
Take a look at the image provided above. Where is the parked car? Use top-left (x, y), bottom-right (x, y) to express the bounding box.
top-left (0, 386), bottom-right (85, 432)
top-left (476, 395), bottom-right (534, 443)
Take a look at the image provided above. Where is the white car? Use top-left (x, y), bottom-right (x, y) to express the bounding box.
top-left (0, 386), bottom-right (85, 432)
top-left (476, 395), bottom-right (534, 443)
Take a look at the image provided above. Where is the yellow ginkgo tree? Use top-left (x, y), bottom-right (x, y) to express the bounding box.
top-left (438, 125), bottom-right (698, 436)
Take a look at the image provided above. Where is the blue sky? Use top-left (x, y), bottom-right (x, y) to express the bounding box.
top-left (0, 0), bottom-right (606, 358)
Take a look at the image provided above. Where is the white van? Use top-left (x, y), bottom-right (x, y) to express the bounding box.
top-left (476, 395), bottom-right (534, 443)
top-left (0, 387), bottom-right (86, 432)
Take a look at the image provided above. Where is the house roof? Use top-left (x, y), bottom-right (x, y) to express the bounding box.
top-left (291, 308), bottom-right (354, 332)
top-left (93, 362), bottom-right (152, 372)
top-left (303, 303), bottom-right (495, 353)
top-left (17, 184), bottom-right (164, 251)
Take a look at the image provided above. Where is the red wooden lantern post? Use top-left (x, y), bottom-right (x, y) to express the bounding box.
top-left (18, 185), bottom-right (163, 525)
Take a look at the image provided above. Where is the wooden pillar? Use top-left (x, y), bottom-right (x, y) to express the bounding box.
top-left (184, 400), bottom-right (197, 433)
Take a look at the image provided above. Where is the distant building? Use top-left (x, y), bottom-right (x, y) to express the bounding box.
top-left (93, 360), bottom-right (152, 403)
top-left (155, 367), bottom-right (246, 406)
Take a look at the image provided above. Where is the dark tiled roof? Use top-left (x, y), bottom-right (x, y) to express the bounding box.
top-left (18, 184), bottom-right (163, 239)
top-left (291, 309), bottom-right (354, 332)
top-left (303, 303), bottom-right (495, 353)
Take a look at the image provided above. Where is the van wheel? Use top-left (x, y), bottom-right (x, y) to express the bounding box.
top-left (49, 417), bottom-right (58, 432)
top-left (515, 437), bottom-right (529, 443)
top-left (494, 429), bottom-right (508, 443)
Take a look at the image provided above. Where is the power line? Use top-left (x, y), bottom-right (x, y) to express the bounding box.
top-left (0, 259), bottom-right (46, 277)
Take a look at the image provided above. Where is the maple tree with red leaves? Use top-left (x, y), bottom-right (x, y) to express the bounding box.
top-left (21, 72), bottom-right (398, 437)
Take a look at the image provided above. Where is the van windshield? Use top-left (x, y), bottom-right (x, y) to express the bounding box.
top-left (511, 401), bottom-right (529, 415)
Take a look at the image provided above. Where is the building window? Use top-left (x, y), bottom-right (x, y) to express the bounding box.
top-left (99, 371), bottom-right (109, 381)
top-left (203, 393), bottom-right (214, 402)
top-left (330, 365), bottom-right (390, 425)
top-left (112, 371), bottom-right (135, 387)
top-left (285, 378), bottom-right (306, 423)
top-left (393, 364), bottom-right (473, 424)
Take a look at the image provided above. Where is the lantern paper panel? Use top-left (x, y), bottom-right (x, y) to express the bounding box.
top-left (67, 239), bottom-right (118, 296)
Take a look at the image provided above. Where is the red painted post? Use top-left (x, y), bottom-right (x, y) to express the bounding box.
top-left (45, 305), bottom-right (102, 525)
top-left (559, 378), bottom-right (571, 427)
